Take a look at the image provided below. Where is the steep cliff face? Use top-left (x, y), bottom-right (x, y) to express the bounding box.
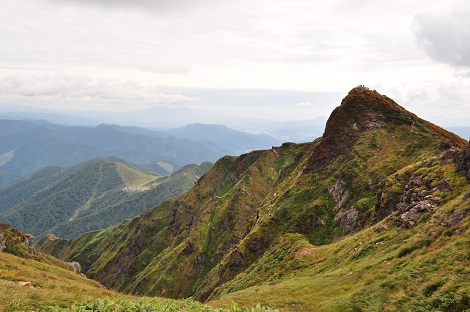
top-left (38, 87), bottom-right (468, 303)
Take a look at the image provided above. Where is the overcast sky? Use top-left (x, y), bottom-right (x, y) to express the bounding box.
top-left (0, 0), bottom-right (469, 125)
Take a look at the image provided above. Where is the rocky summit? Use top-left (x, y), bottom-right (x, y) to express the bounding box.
top-left (38, 87), bottom-right (469, 311)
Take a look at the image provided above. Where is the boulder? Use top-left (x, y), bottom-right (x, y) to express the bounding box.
top-left (66, 261), bottom-right (82, 274)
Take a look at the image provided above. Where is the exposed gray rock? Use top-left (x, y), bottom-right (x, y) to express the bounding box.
top-left (394, 175), bottom-right (440, 228)
top-left (441, 146), bottom-right (461, 163)
top-left (401, 207), bottom-right (420, 220)
top-left (66, 261), bottom-right (82, 274)
top-left (335, 207), bottom-right (359, 232)
top-left (328, 178), bottom-right (349, 212)
top-left (456, 143), bottom-right (470, 181)
top-left (22, 234), bottom-right (35, 254)
top-left (0, 233), bottom-right (5, 252)
top-left (329, 179), bottom-right (360, 232)
top-left (441, 207), bottom-right (470, 227)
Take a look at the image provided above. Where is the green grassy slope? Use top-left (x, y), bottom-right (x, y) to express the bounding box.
top-left (1, 224), bottom-right (268, 312)
top-left (38, 87), bottom-right (469, 310)
top-left (0, 158), bottom-right (212, 239)
top-left (47, 162), bottom-right (213, 239)
top-left (209, 162), bottom-right (470, 311)
top-left (0, 223), bottom-right (124, 311)
top-left (0, 166), bottom-right (80, 215)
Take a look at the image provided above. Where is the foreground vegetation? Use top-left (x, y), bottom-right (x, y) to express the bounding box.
top-left (0, 252), bottom-right (119, 311)
top-left (44, 298), bottom-right (278, 312)
top-left (0, 249), bottom-right (277, 312)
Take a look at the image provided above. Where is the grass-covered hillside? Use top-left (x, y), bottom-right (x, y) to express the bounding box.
top-left (0, 223), bottom-right (123, 311)
top-left (0, 158), bottom-right (212, 239)
top-left (38, 87), bottom-right (469, 311)
top-left (1, 223), bottom-right (275, 312)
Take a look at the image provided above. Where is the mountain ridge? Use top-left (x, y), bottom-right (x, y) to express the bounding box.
top-left (38, 87), bottom-right (469, 311)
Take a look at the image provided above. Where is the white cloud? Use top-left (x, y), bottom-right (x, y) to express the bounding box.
top-left (296, 102), bottom-right (315, 107)
top-left (0, 0), bottom-right (469, 126)
top-left (413, 0), bottom-right (470, 68)
top-left (0, 73), bottom-right (196, 111)
top-left (369, 76), bottom-right (470, 126)
top-left (141, 63), bottom-right (194, 75)
top-left (48, 0), bottom-right (221, 11)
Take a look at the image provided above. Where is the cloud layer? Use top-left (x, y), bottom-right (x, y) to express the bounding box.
top-left (0, 73), bottom-right (195, 111)
top-left (413, 1), bottom-right (470, 68)
top-left (0, 0), bottom-right (469, 125)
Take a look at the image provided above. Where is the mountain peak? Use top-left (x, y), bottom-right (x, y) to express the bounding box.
top-left (304, 86), bottom-right (464, 172)
top-left (326, 85), bottom-right (408, 136)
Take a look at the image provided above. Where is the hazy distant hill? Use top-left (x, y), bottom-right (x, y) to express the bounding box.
top-left (0, 119), bottom-right (281, 187)
top-left (266, 117), bottom-right (328, 142)
top-left (166, 123), bottom-right (281, 154)
top-left (0, 119), bottom-right (219, 186)
top-left (0, 158), bottom-right (212, 238)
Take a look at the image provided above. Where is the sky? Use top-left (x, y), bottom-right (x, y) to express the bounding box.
top-left (0, 0), bottom-right (469, 126)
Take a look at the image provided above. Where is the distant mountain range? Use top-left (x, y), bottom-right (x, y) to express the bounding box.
top-left (0, 119), bottom-right (281, 187)
top-left (0, 157), bottom-right (212, 239)
top-left (166, 123), bottom-right (280, 154)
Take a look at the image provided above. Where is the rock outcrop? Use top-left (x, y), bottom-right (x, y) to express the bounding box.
top-left (328, 178), bottom-right (360, 232)
top-left (22, 233), bottom-right (35, 254)
top-left (0, 233), bottom-right (5, 252)
top-left (0, 223), bottom-right (35, 256)
top-left (456, 142), bottom-right (470, 181)
top-left (66, 261), bottom-right (82, 274)
top-left (393, 175), bottom-right (441, 228)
